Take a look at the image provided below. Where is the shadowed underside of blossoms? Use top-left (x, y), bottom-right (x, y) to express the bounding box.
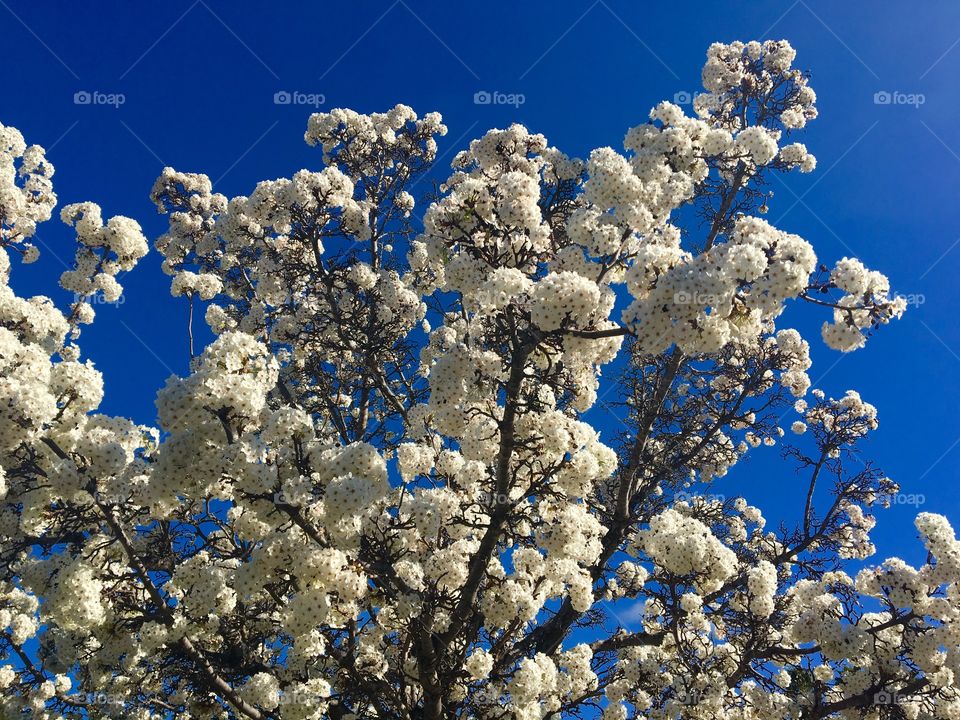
top-left (0, 39), bottom-right (953, 720)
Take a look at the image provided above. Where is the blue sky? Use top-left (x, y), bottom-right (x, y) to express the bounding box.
top-left (2, 0), bottom-right (958, 566)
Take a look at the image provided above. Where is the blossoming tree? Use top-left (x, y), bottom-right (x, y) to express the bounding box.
top-left (0, 39), bottom-right (953, 720)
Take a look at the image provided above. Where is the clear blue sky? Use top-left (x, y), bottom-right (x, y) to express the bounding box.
top-left (2, 0), bottom-right (958, 565)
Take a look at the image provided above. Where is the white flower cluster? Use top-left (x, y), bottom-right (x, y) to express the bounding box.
top-left (156, 331), bottom-right (279, 432)
top-left (58, 201), bottom-right (148, 325)
top-left (635, 508), bottom-right (738, 592)
top-left (746, 559), bottom-right (778, 617)
top-left (734, 126), bottom-right (779, 166)
top-left (239, 671), bottom-right (280, 712)
top-left (150, 166), bottom-right (227, 273)
top-left (170, 269), bottom-right (222, 300)
top-left (699, 40), bottom-right (818, 130)
top-left (0, 122), bottom-right (55, 252)
top-left (508, 653), bottom-right (559, 715)
top-left (624, 216), bottom-right (817, 354)
top-left (0, 584), bottom-right (39, 646)
top-left (413, 124), bottom-right (556, 294)
top-left (529, 271), bottom-right (604, 331)
top-left (0, 326), bottom-right (59, 451)
top-left (168, 551), bottom-right (237, 617)
top-left (803, 389), bottom-right (879, 449)
top-left (305, 103), bottom-right (446, 169)
top-left (40, 557), bottom-right (106, 631)
top-left (916, 512), bottom-right (960, 585)
top-left (582, 139), bottom-right (693, 237)
top-left (778, 142), bottom-right (817, 173)
top-left (243, 166), bottom-right (363, 244)
top-left (821, 256), bottom-right (906, 351)
top-left (0, 268), bottom-right (106, 455)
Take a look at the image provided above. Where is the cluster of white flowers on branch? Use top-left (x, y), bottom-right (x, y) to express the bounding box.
top-left (0, 39), bottom-right (947, 720)
top-left (59, 201), bottom-right (148, 330)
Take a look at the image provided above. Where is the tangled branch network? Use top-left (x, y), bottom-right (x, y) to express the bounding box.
top-left (1, 39), bottom-right (950, 720)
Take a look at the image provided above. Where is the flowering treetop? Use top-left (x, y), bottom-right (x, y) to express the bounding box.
top-left (0, 39), bottom-right (950, 720)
